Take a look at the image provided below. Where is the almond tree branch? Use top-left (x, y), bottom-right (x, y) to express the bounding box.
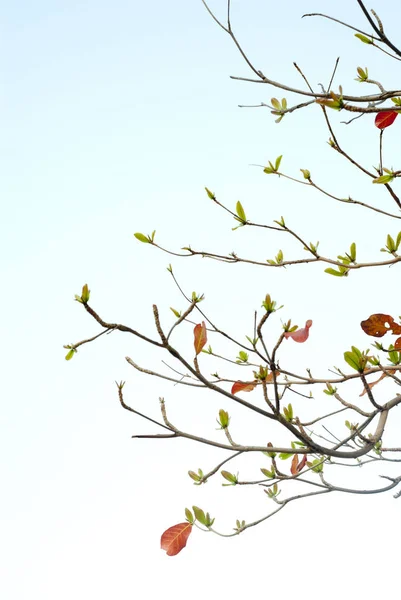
top-left (83, 303), bottom-right (163, 348)
top-left (356, 0), bottom-right (401, 57)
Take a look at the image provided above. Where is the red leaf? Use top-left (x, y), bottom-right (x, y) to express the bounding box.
top-left (231, 381), bottom-right (257, 395)
top-left (161, 522), bottom-right (192, 556)
top-left (395, 337), bottom-right (401, 350)
top-left (194, 321), bottom-right (207, 355)
top-left (361, 313), bottom-right (401, 337)
top-left (375, 111), bottom-right (398, 130)
top-left (284, 320), bottom-right (312, 343)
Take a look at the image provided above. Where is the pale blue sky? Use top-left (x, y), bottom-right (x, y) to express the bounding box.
top-left (2, 1), bottom-right (401, 598)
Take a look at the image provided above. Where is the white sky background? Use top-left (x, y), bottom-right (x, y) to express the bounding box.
top-left (2, 0), bottom-right (401, 597)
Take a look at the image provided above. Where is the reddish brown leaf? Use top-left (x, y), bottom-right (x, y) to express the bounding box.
top-left (284, 320), bottom-right (312, 343)
top-left (360, 314), bottom-right (401, 338)
top-left (265, 371), bottom-right (280, 382)
top-left (359, 370), bottom-right (396, 396)
top-left (231, 381), bottom-right (257, 395)
top-left (291, 453), bottom-right (307, 475)
top-left (375, 111), bottom-right (398, 130)
top-left (394, 337), bottom-right (401, 349)
top-left (290, 454), bottom-right (299, 475)
top-left (161, 522), bottom-right (192, 556)
top-left (193, 321), bottom-right (207, 355)
top-left (298, 454), bottom-right (307, 472)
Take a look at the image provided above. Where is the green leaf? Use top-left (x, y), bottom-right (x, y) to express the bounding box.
top-left (205, 187), bottom-right (216, 200)
top-left (204, 512), bottom-right (214, 528)
top-left (235, 201), bottom-right (247, 222)
top-left (388, 348), bottom-right (401, 365)
top-left (192, 506), bottom-right (207, 525)
top-left (218, 409), bottom-right (230, 429)
top-left (300, 169), bottom-right (311, 180)
top-left (260, 467), bottom-right (275, 479)
top-left (278, 452), bottom-right (293, 460)
top-left (324, 268), bottom-right (345, 277)
top-left (355, 33), bottom-right (373, 44)
top-left (274, 216), bottom-right (286, 228)
top-left (170, 307), bottom-right (181, 318)
top-left (387, 234), bottom-right (395, 252)
top-left (324, 383), bottom-right (337, 396)
top-left (221, 471), bottom-right (238, 484)
top-left (134, 232), bottom-right (150, 243)
top-left (265, 483), bottom-right (279, 498)
top-left (265, 442), bottom-right (276, 458)
top-left (275, 155), bottom-right (283, 171)
top-left (356, 66), bottom-right (368, 81)
top-left (236, 351), bottom-right (249, 363)
top-left (307, 458), bottom-right (324, 473)
top-left (373, 174), bottom-right (394, 184)
top-left (81, 283), bottom-right (90, 304)
top-left (283, 403), bottom-right (293, 422)
top-left (65, 348), bottom-right (76, 361)
top-left (344, 351), bottom-right (361, 371)
top-left (188, 470), bottom-right (201, 483)
top-left (185, 508), bottom-right (194, 523)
